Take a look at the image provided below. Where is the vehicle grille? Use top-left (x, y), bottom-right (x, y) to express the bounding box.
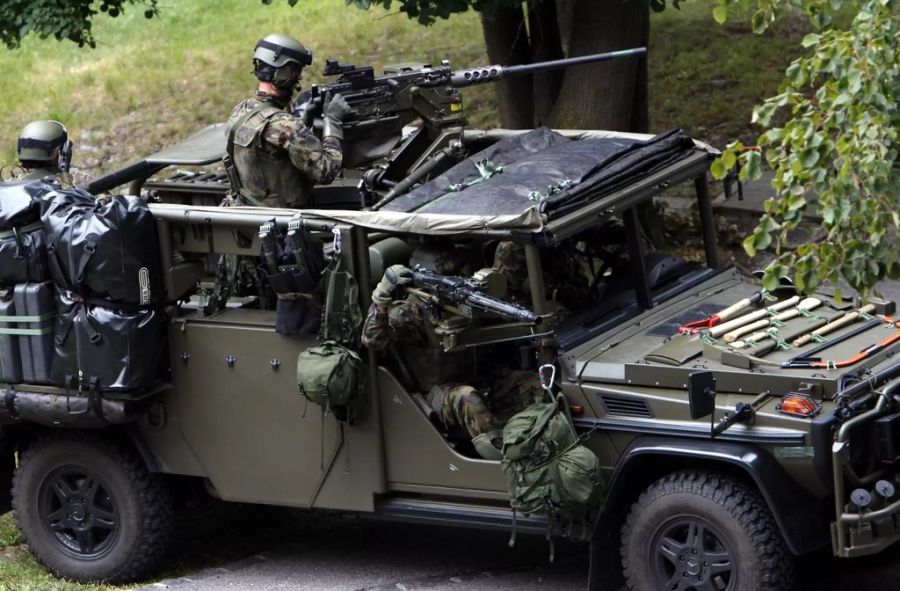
top-left (600, 394), bottom-right (653, 418)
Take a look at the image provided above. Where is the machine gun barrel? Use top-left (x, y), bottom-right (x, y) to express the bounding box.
top-left (411, 268), bottom-right (541, 325)
top-left (449, 47), bottom-right (646, 88)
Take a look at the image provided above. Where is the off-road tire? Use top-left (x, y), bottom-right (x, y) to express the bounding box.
top-left (621, 471), bottom-right (793, 591)
top-left (12, 432), bottom-right (174, 583)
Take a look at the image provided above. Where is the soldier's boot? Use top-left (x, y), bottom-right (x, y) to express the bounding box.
top-left (472, 430), bottom-right (503, 460)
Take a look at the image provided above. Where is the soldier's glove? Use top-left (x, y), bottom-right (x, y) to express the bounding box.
top-left (295, 99), bottom-right (316, 128)
top-left (323, 93), bottom-right (352, 141)
top-left (372, 264), bottom-right (413, 305)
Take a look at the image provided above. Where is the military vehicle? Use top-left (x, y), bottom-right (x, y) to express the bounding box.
top-left (1, 55), bottom-right (898, 591)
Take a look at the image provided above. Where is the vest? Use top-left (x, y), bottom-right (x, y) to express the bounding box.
top-left (226, 101), bottom-right (312, 208)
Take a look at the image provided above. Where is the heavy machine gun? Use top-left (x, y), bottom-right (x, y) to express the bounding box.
top-left (295, 48), bottom-right (646, 202)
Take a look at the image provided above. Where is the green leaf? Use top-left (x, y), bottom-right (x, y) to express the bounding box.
top-left (710, 158), bottom-right (728, 179)
top-left (743, 235), bottom-right (758, 257)
top-left (801, 33), bottom-right (821, 47)
top-left (721, 150), bottom-right (736, 170)
top-left (799, 147), bottom-right (819, 168)
top-left (832, 287), bottom-right (843, 306)
top-left (753, 230), bottom-right (773, 252)
top-left (744, 151), bottom-right (763, 180)
top-left (712, 4), bottom-right (728, 23)
top-left (762, 271), bottom-right (780, 291)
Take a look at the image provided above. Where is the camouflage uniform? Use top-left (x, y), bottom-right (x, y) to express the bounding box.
top-left (15, 167), bottom-right (76, 188)
top-left (226, 91), bottom-right (342, 209)
top-left (361, 295), bottom-right (542, 440)
top-left (492, 240), bottom-right (576, 325)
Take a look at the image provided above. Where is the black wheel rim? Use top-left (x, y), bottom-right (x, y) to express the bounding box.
top-left (37, 466), bottom-right (120, 559)
top-left (649, 515), bottom-right (736, 591)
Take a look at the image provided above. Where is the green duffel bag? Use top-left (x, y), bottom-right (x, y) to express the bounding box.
top-left (296, 339), bottom-right (363, 417)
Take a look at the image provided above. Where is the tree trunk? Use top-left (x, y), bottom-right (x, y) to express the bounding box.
top-left (479, 4), bottom-right (534, 129)
top-left (547, 0), bottom-right (649, 132)
top-left (527, 0), bottom-right (564, 125)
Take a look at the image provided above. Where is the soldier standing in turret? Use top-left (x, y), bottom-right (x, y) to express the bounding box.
top-left (225, 34), bottom-right (351, 208)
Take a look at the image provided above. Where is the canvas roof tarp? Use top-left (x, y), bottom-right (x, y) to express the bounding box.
top-left (381, 127), bottom-right (705, 219)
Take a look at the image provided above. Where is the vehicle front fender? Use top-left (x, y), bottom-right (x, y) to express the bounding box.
top-left (600, 436), bottom-right (830, 556)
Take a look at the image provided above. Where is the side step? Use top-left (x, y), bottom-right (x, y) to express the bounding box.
top-left (376, 496), bottom-right (548, 534)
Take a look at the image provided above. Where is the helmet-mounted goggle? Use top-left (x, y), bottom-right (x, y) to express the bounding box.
top-left (254, 39), bottom-right (312, 67)
top-left (16, 134), bottom-right (67, 153)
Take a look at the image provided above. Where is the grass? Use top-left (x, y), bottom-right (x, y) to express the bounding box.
top-left (0, 0), bottom-right (805, 587)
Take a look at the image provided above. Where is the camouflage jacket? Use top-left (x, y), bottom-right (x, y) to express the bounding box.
top-left (226, 91), bottom-right (342, 208)
top-left (16, 167), bottom-right (76, 188)
top-left (361, 295), bottom-right (467, 391)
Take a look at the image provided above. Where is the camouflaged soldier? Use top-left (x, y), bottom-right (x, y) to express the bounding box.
top-left (225, 34), bottom-right (350, 208)
top-left (361, 264), bottom-right (543, 460)
top-left (15, 120), bottom-right (75, 186)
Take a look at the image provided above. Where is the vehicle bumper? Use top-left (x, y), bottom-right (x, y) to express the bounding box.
top-left (831, 374), bottom-right (900, 557)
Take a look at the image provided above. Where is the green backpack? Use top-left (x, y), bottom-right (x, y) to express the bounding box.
top-left (501, 392), bottom-right (603, 533)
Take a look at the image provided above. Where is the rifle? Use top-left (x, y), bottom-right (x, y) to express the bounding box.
top-left (409, 267), bottom-right (541, 325)
top-left (293, 48), bottom-right (646, 173)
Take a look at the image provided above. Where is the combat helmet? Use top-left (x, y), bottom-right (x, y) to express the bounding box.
top-left (17, 120), bottom-right (72, 171)
top-left (253, 34), bottom-right (313, 90)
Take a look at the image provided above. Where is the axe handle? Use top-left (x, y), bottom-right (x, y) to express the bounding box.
top-left (716, 294), bottom-right (759, 323)
top-left (709, 295), bottom-right (801, 338)
top-left (724, 318), bottom-right (772, 343)
top-left (792, 304), bottom-right (876, 347)
top-left (723, 298), bottom-right (821, 343)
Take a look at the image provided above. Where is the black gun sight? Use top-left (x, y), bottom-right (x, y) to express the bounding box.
top-left (324, 59), bottom-right (357, 76)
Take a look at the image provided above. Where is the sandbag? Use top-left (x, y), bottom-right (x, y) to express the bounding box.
top-left (52, 293), bottom-right (165, 392)
top-left (42, 194), bottom-right (163, 305)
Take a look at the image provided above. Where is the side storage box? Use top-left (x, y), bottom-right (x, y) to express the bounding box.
top-left (52, 293), bottom-right (165, 392)
top-left (0, 293), bottom-right (22, 383)
top-left (13, 283), bottom-right (56, 384)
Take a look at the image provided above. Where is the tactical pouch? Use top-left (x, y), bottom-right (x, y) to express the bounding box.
top-left (296, 339), bottom-right (363, 412)
top-left (276, 293), bottom-right (321, 335)
top-left (266, 267), bottom-right (320, 295)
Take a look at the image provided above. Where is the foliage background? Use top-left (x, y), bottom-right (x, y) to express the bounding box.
top-left (0, 0), bottom-right (803, 177)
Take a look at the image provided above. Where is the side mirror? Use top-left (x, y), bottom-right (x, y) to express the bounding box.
top-left (688, 371), bottom-right (716, 420)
